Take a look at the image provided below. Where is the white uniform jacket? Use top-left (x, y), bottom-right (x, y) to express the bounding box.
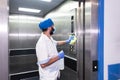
top-left (36, 33), bottom-right (60, 80)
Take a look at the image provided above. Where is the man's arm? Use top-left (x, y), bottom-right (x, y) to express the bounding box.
top-left (40, 56), bottom-right (59, 68)
top-left (40, 50), bottom-right (64, 68)
top-left (57, 35), bottom-right (74, 46)
top-left (57, 41), bottom-right (66, 45)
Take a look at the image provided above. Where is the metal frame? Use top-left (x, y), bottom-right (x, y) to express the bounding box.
top-left (0, 0), bottom-right (9, 80)
top-left (84, 0), bottom-right (98, 80)
top-left (77, 0), bottom-right (99, 80)
top-left (76, 7), bottom-right (84, 80)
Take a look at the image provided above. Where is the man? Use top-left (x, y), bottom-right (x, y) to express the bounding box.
top-left (36, 18), bottom-right (74, 80)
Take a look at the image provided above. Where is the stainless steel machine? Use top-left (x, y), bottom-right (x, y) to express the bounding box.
top-left (8, 0), bottom-right (99, 80)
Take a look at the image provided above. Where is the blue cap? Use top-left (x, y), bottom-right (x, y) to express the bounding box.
top-left (39, 18), bottom-right (54, 30)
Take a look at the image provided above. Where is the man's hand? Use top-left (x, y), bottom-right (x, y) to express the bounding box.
top-left (58, 50), bottom-right (64, 59)
top-left (69, 36), bottom-right (77, 45)
top-left (65, 35), bottom-right (74, 44)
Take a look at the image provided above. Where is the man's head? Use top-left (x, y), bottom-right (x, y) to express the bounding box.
top-left (39, 18), bottom-right (55, 35)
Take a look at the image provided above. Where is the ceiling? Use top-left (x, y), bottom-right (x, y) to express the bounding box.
top-left (9, 0), bottom-right (66, 17)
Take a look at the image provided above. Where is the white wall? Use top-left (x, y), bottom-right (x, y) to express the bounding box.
top-left (104, 0), bottom-right (120, 80)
